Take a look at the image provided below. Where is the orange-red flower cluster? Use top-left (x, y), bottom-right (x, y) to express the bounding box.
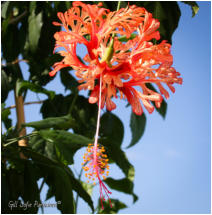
top-left (50, 1), bottom-right (182, 115)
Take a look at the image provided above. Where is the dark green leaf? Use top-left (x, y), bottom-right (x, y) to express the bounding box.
top-left (38, 130), bottom-right (93, 165)
top-left (64, 167), bottom-right (94, 212)
top-left (127, 112), bottom-right (146, 148)
top-left (182, 1), bottom-right (199, 17)
top-left (99, 112), bottom-right (134, 180)
top-left (24, 114), bottom-right (75, 130)
top-left (100, 143), bottom-right (135, 181)
top-left (21, 162), bottom-right (41, 214)
top-left (60, 70), bottom-right (79, 93)
top-left (2, 24), bottom-right (21, 61)
top-left (2, 67), bottom-right (15, 103)
top-left (3, 64), bottom-right (23, 91)
top-left (1, 168), bottom-right (25, 213)
top-left (41, 94), bottom-right (97, 138)
top-left (155, 99), bottom-right (167, 118)
top-left (97, 198), bottom-right (127, 214)
top-left (100, 112), bottom-right (124, 147)
top-left (21, 147), bottom-right (94, 212)
top-left (44, 166), bottom-right (75, 213)
top-left (28, 135), bottom-right (58, 161)
top-left (105, 177), bottom-right (138, 203)
top-left (1, 103), bottom-right (12, 129)
top-left (28, 8), bottom-right (43, 53)
top-left (19, 148), bottom-right (75, 213)
top-left (16, 80), bottom-right (55, 99)
top-left (41, 94), bottom-right (72, 118)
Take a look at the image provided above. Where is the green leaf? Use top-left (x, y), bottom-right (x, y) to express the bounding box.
top-left (2, 24), bottom-right (21, 61)
top-left (97, 198), bottom-right (127, 214)
top-left (21, 147), bottom-right (94, 212)
top-left (20, 148), bottom-right (75, 214)
top-left (24, 115), bottom-right (75, 130)
top-left (100, 112), bottom-right (134, 180)
top-left (1, 2), bottom-right (10, 19)
top-left (3, 64), bottom-right (23, 91)
top-left (2, 68), bottom-right (10, 103)
top-left (28, 8), bottom-right (43, 53)
top-left (104, 177), bottom-right (138, 203)
top-left (21, 162), bottom-right (41, 214)
top-left (182, 1), bottom-right (199, 17)
top-left (1, 104), bottom-right (12, 129)
top-left (81, 181), bottom-right (94, 197)
top-left (100, 112), bottom-right (124, 147)
top-left (16, 80), bottom-right (55, 99)
top-left (44, 166), bottom-right (75, 213)
top-left (28, 135), bottom-right (58, 161)
top-left (155, 99), bottom-right (167, 118)
top-left (64, 167), bottom-right (94, 212)
top-left (38, 130), bottom-right (93, 165)
top-left (60, 71), bottom-right (79, 93)
top-left (41, 94), bottom-right (98, 138)
top-left (41, 94), bottom-right (72, 118)
top-left (127, 112), bottom-right (146, 148)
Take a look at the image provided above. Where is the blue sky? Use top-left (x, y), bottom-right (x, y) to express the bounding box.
top-left (3, 1), bottom-right (211, 214)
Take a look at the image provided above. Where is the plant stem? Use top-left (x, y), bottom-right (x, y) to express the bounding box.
top-left (5, 100), bottom-right (45, 110)
top-left (3, 132), bottom-right (38, 147)
top-left (117, 1), bottom-right (121, 11)
top-left (14, 91), bottom-right (27, 148)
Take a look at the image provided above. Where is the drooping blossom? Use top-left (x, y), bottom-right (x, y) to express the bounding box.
top-left (50, 1), bottom-right (182, 115)
top-left (50, 1), bottom-right (182, 209)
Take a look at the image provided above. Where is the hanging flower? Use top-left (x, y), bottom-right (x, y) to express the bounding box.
top-left (50, 1), bottom-right (182, 115)
top-left (50, 1), bottom-right (183, 209)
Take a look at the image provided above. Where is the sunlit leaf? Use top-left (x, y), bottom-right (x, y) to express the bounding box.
top-left (16, 80), bottom-right (55, 99)
top-left (1, 2), bottom-right (10, 19)
top-left (24, 114), bottom-right (75, 130)
top-left (28, 5), bottom-right (43, 53)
